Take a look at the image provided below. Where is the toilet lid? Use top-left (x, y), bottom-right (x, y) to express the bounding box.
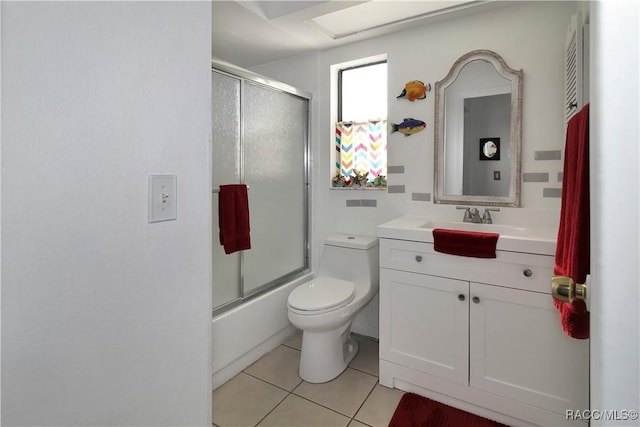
top-left (288, 277), bottom-right (355, 312)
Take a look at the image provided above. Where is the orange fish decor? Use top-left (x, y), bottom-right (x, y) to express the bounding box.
top-left (397, 80), bottom-right (431, 102)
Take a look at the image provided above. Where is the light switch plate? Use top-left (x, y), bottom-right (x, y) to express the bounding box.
top-left (148, 175), bottom-right (177, 223)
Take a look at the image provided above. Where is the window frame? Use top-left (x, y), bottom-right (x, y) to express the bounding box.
top-left (330, 54), bottom-right (388, 190)
top-left (337, 59), bottom-right (388, 122)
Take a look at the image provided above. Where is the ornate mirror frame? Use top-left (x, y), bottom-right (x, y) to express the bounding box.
top-left (434, 49), bottom-right (523, 207)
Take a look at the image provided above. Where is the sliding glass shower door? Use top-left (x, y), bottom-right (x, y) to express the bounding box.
top-left (242, 82), bottom-right (308, 294)
top-left (212, 64), bottom-right (310, 314)
top-left (212, 70), bottom-right (241, 306)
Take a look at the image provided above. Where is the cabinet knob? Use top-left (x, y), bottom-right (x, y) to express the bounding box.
top-left (415, 255), bottom-right (423, 262)
top-left (472, 296), bottom-right (480, 304)
top-left (523, 268), bottom-right (533, 277)
top-left (458, 294), bottom-right (466, 301)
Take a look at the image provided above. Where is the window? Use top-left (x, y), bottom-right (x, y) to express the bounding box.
top-left (332, 58), bottom-right (387, 188)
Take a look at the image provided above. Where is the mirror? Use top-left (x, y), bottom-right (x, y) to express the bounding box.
top-left (434, 50), bottom-right (523, 207)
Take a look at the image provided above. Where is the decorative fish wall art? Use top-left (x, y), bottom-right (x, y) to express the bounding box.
top-left (391, 118), bottom-right (426, 136)
top-left (396, 80), bottom-right (431, 101)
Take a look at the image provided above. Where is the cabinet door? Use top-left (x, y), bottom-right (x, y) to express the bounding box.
top-left (469, 282), bottom-right (589, 415)
top-left (380, 268), bottom-right (469, 385)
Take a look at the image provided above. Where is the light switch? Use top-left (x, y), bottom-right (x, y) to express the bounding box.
top-left (148, 175), bottom-right (177, 223)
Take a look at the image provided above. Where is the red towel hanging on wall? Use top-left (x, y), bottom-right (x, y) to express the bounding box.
top-left (218, 184), bottom-right (251, 255)
top-left (554, 104), bottom-right (590, 339)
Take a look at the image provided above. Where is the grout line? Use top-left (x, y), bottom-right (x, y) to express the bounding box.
top-left (242, 343), bottom-right (302, 426)
top-left (235, 372), bottom-right (299, 426)
top-left (350, 380), bottom-right (380, 427)
top-left (352, 332), bottom-right (379, 343)
top-left (254, 388), bottom-right (294, 427)
top-left (287, 368), bottom-right (379, 423)
top-left (229, 339), bottom-right (383, 427)
top-left (281, 342), bottom-right (301, 350)
top-left (347, 365), bottom-right (378, 378)
top-left (289, 391), bottom-right (361, 421)
top-left (242, 370), bottom-right (302, 395)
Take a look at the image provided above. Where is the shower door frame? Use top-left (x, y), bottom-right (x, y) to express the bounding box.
top-left (212, 59), bottom-right (312, 316)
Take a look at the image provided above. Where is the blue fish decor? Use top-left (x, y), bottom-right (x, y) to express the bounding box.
top-left (391, 118), bottom-right (426, 136)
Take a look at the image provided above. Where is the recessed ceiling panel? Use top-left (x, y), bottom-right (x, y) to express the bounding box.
top-left (311, 0), bottom-right (478, 38)
top-left (260, 1), bottom-right (329, 20)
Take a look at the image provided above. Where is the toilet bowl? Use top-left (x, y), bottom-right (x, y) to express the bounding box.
top-left (287, 234), bottom-right (379, 383)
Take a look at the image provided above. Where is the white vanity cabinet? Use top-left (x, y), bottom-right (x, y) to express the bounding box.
top-left (379, 238), bottom-right (589, 426)
top-left (380, 269), bottom-right (470, 385)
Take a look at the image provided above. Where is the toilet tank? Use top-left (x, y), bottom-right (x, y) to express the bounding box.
top-left (318, 234), bottom-right (379, 289)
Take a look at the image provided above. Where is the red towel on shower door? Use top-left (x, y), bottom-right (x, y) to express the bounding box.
top-left (554, 104), bottom-right (590, 339)
top-left (218, 184), bottom-right (251, 254)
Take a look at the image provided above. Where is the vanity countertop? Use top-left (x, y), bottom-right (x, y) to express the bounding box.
top-left (377, 216), bottom-right (557, 256)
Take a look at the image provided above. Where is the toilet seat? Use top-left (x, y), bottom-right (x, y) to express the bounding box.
top-left (288, 277), bottom-right (355, 314)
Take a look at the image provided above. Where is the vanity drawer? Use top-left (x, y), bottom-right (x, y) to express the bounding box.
top-left (380, 238), bottom-right (555, 294)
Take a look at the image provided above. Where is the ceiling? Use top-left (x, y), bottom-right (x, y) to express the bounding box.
top-left (212, 0), bottom-right (499, 68)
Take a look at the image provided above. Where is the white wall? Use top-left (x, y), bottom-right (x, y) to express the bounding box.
top-left (1, 2), bottom-right (212, 425)
top-left (590, 1), bottom-right (640, 425)
top-left (253, 1), bottom-right (579, 337)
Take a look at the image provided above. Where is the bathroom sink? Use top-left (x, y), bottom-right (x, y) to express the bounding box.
top-left (419, 220), bottom-right (529, 237)
top-left (377, 215), bottom-right (558, 256)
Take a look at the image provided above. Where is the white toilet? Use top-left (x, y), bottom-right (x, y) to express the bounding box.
top-left (287, 234), bottom-right (379, 383)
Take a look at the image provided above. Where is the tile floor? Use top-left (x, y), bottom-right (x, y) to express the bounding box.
top-left (212, 332), bottom-right (405, 427)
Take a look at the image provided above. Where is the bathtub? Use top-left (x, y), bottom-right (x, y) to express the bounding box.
top-left (212, 273), bottom-right (312, 390)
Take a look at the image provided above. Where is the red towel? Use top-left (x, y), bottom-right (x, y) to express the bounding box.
top-left (554, 104), bottom-right (589, 339)
top-left (218, 184), bottom-right (251, 255)
top-left (433, 228), bottom-right (499, 258)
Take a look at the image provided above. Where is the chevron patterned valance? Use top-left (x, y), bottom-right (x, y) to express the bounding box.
top-left (335, 119), bottom-right (387, 187)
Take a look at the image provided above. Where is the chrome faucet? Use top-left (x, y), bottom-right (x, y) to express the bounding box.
top-left (482, 208), bottom-right (500, 224)
top-left (456, 206), bottom-right (482, 223)
top-left (457, 206), bottom-right (500, 224)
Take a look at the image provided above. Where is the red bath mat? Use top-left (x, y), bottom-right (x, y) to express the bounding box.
top-left (389, 393), bottom-right (509, 427)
